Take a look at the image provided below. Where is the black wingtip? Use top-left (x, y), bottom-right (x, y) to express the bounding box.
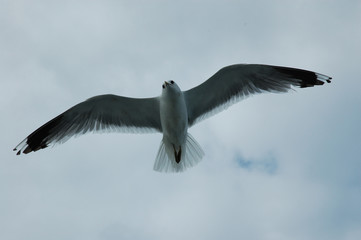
top-left (274, 66), bottom-right (332, 88)
top-left (13, 147), bottom-right (21, 155)
top-left (17, 114), bottom-right (62, 155)
top-left (316, 73), bottom-right (332, 84)
top-left (14, 146), bottom-right (22, 155)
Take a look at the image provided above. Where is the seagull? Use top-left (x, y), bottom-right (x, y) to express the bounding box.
top-left (14, 64), bottom-right (331, 172)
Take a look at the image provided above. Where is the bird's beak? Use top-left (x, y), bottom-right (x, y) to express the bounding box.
top-left (164, 81), bottom-right (169, 86)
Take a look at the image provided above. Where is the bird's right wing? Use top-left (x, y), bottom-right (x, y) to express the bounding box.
top-left (184, 64), bottom-right (331, 126)
top-left (14, 94), bottom-right (161, 155)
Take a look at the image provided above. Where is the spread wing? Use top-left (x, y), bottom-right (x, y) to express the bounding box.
top-left (184, 64), bottom-right (331, 126)
top-left (14, 94), bottom-right (161, 155)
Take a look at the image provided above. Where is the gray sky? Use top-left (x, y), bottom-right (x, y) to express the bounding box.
top-left (1, 0), bottom-right (361, 239)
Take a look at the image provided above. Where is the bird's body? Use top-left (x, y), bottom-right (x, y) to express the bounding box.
top-left (160, 81), bottom-right (188, 161)
top-left (154, 80), bottom-right (204, 172)
top-left (160, 81), bottom-right (188, 151)
top-left (14, 64), bottom-right (331, 172)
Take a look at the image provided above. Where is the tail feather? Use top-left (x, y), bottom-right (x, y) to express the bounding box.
top-left (153, 133), bottom-right (204, 173)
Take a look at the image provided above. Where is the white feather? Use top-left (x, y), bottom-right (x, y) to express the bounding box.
top-left (153, 133), bottom-right (204, 173)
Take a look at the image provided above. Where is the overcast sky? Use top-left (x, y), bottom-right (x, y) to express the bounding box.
top-left (1, 0), bottom-right (361, 239)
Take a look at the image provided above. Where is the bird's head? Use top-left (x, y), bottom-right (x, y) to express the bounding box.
top-left (162, 80), bottom-right (181, 96)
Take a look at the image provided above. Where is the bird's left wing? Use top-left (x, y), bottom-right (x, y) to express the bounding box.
top-left (14, 94), bottom-right (161, 155)
top-left (184, 64), bottom-right (331, 126)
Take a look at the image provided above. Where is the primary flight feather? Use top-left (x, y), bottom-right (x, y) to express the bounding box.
top-left (14, 64), bottom-right (331, 172)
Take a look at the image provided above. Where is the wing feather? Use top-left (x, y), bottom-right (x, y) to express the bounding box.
top-left (14, 94), bottom-right (161, 155)
top-left (184, 64), bottom-right (331, 126)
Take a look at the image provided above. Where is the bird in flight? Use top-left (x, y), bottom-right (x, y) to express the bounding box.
top-left (14, 64), bottom-right (331, 172)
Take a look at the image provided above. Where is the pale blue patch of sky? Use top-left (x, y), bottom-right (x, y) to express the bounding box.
top-left (234, 153), bottom-right (278, 174)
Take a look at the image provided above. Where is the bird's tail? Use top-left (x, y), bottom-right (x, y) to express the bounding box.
top-left (153, 133), bottom-right (204, 173)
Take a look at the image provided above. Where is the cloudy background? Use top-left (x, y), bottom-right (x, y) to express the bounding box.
top-left (1, 0), bottom-right (361, 239)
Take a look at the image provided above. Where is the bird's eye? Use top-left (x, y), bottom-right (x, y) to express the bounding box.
top-left (170, 80), bottom-right (174, 84)
top-left (162, 84), bottom-right (165, 89)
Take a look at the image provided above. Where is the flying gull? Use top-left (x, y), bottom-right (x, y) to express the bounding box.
top-left (14, 64), bottom-right (331, 172)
